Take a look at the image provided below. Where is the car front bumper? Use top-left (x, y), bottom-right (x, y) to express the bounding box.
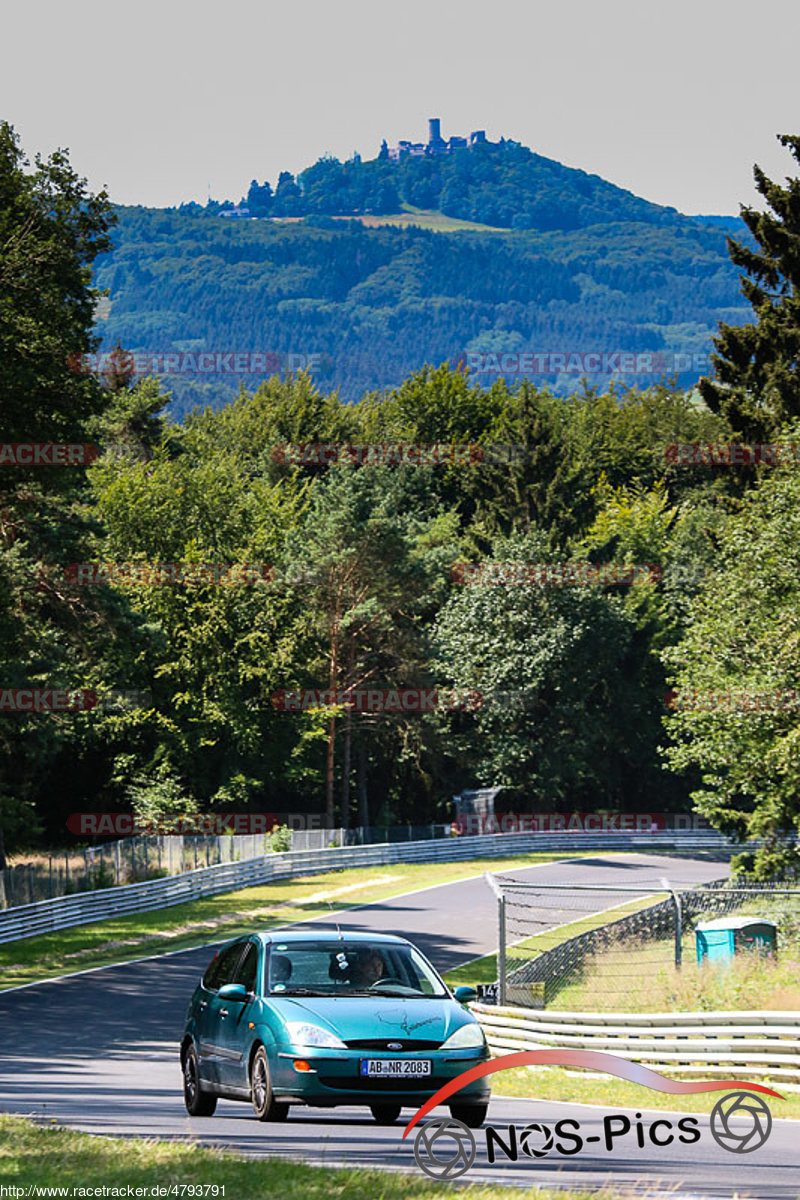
top-left (271, 1044), bottom-right (491, 1107)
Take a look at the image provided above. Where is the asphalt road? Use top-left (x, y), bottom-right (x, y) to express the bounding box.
top-left (1, 852), bottom-right (796, 1198)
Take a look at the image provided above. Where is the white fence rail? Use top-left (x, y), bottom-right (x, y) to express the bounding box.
top-left (472, 1002), bottom-right (800, 1083)
top-left (0, 829), bottom-right (734, 946)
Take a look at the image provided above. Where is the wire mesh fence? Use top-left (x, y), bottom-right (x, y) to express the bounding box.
top-left (485, 874), bottom-right (800, 1011)
top-left (0, 834), bottom-right (270, 909)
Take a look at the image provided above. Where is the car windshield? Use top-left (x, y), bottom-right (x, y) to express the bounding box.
top-left (267, 940), bottom-right (448, 997)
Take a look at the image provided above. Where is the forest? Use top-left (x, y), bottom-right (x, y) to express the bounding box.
top-left (92, 204), bottom-right (750, 412)
top-left (2, 120), bottom-right (800, 878)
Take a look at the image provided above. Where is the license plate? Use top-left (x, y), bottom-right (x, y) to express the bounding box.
top-left (360, 1058), bottom-right (431, 1078)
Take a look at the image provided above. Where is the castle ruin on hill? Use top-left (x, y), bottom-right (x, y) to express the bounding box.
top-left (380, 118), bottom-right (488, 162)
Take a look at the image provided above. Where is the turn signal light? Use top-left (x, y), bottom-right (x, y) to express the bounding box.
top-left (293, 1059), bottom-right (312, 1072)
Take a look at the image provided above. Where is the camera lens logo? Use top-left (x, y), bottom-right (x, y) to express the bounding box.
top-left (413, 1116), bottom-right (476, 1180)
top-left (519, 1122), bottom-right (554, 1157)
top-left (710, 1092), bottom-right (773, 1153)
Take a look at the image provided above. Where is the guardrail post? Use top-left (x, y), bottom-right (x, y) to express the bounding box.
top-left (498, 892), bottom-right (507, 1004)
top-left (484, 872), bottom-right (507, 1005)
top-left (666, 884), bottom-right (682, 971)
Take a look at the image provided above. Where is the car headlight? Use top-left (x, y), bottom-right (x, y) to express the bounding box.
top-left (441, 1022), bottom-right (487, 1050)
top-left (284, 1021), bottom-right (346, 1049)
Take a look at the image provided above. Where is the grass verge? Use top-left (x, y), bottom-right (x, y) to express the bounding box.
top-left (0, 852), bottom-right (581, 991)
top-left (551, 933), bottom-right (800, 1011)
top-left (490, 1065), bottom-right (800, 1117)
top-left (0, 1114), bottom-right (623, 1199)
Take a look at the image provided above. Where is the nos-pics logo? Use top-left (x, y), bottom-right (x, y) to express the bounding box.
top-left (404, 1050), bottom-right (780, 1181)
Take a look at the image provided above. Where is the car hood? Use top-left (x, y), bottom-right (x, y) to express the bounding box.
top-left (269, 995), bottom-right (471, 1042)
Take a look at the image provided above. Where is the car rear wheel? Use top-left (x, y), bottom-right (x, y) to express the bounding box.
top-left (449, 1102), bottom-right (488, 1128)
top-left (370, 1103), bottom-right (402, 1124)
top-left (183, 1046), bottom-right (217, 1116)
top-left (251, 1046), bottom-right (290, 1122)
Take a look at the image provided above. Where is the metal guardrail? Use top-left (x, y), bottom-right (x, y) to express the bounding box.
top-left (472, 1002), bottom-right (800, 1083)
top-left (0, 829), bottom-right (735, 946)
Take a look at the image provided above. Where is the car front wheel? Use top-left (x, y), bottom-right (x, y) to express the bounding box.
top-left (251, 1046), bottom-right (289, 1122)
top-left (370, 1103), bottom-right (402, 1124)
top-left (183, 1046), bottom-right (217, 1116)
top-left (449, 1102), bottom-right (488, 1128)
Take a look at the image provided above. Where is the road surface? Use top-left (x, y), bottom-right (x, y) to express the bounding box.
top-left (2, 852), bottom-right (795, 1198)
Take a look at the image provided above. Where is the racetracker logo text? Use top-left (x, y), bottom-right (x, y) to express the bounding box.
top-left (403, 1050), bottom-right (781, 1180)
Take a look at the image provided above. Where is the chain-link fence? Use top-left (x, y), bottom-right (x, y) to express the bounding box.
top-left (0, 834), bottom-right (270, 908)
top-left (484, 874), bottom-right (800, 1011)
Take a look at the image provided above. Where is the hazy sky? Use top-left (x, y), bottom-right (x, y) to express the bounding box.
top-left (3, 0), bottom-right (799, 214)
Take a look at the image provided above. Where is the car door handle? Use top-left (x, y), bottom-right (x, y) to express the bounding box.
top-left (219, 1008), bottom-right (229, 1017)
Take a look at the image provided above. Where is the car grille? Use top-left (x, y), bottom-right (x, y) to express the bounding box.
top-left (343, 1038), bottom-right (442, 1051)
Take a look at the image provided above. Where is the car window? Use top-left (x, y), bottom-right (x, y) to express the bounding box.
top-left (266, 941), bottom-right (448, 996)
top-left (202, 942), bottom-right (245, 990)
top-left (235, 942), bottom-right (259, 994)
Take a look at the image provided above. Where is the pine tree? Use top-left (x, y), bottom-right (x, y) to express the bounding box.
top-left (699, 135), bottom-right (800, 441)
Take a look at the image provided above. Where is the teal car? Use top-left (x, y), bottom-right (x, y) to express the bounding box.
top-left (180, 929), bottom-right (490, 1126)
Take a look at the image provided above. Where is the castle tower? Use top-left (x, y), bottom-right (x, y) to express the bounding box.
top-left (428, 118), bottom-right (442, 145)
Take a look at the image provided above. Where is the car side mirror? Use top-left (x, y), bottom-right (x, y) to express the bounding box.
top-left (453, 985), bottom-right (477, 1004)
top-left (218, 983), bottom-right (248, 1002)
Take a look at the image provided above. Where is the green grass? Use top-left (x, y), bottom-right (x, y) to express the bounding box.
top-left (0, 1115), bottom-right (625, 1199)
top-left (447, 893), bottom-right (800, 1012)
top-left (490, 1066), bottom-right (800, 1117)
top-left (548, 896), bottom-right (800, 1012)
top-left (550, 931), bottom-right (800, 1012)
top-left (0, 852), bottom-right (581, 991)
top-left (340, 206), bottom-right (507, 233)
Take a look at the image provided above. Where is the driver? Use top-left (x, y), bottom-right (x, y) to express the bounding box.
top-left (351, 948), bottom-right (386, 987)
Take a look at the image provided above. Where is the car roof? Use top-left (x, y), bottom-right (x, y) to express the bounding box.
top-left (257, 929), bottom-right (410, 946)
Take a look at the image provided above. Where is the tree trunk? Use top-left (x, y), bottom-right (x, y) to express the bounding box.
top-left (325, 600), bottom-right (340, 829)
top-left (325, 712), bottom-right (336, 829)
top-left (357, 736), bottom-right (369, 834)
top-left (341, 705), bottom-right (352, 837)
top-left (0, 825), bottom-right (7, 872)
top-left (340, 637), bottom-right (355, 837)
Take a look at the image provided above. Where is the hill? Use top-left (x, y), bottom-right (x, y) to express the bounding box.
top-left (231, 136), bottom-right (688, 232)
top-left (91, 196), bottom-right (750, 413)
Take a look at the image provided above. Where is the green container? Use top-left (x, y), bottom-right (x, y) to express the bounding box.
top-left (695, 916), bottom-right (777, 963)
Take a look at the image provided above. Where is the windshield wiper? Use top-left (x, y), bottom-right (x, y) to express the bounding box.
top-left (273, 987), bottom-right (326, 996)
top-left (340, 987), bottom-right (430, 998)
